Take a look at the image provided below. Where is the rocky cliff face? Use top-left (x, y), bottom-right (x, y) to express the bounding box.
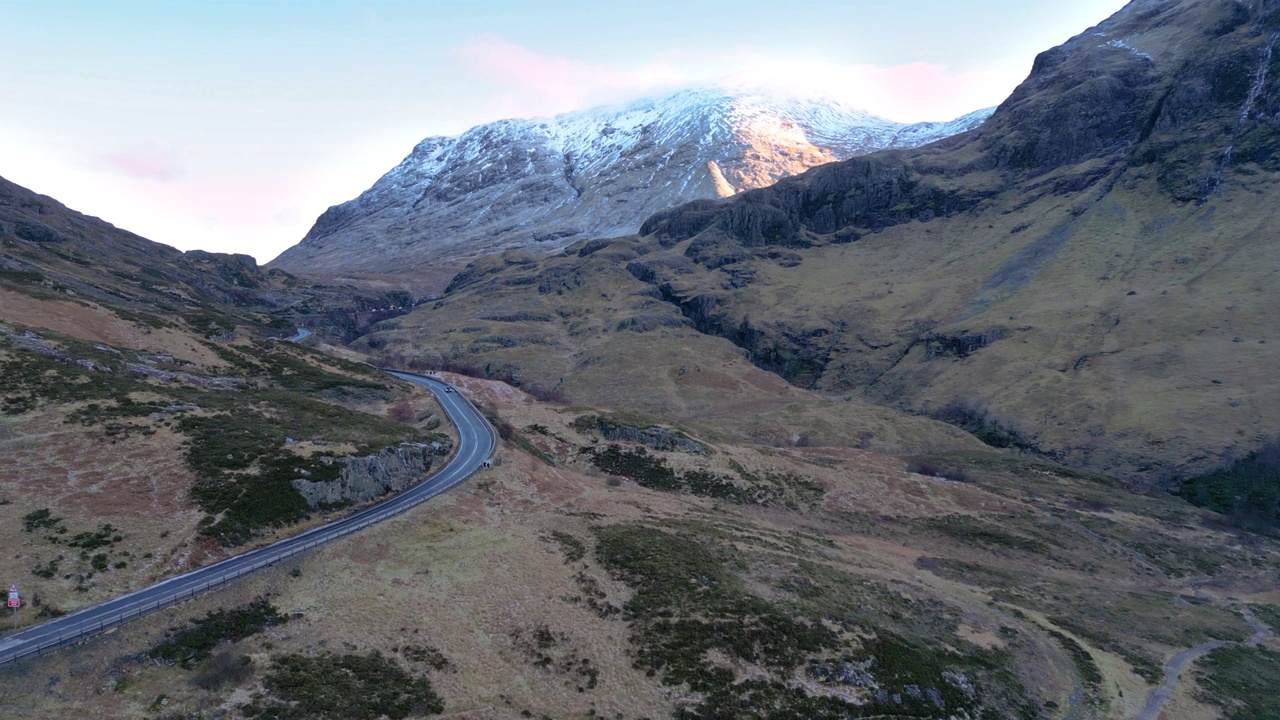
top-left (291, 443), bottom-right (447, 508)
top-left (268, 89), bottom-right (990, 289)
top-left (645, 0), bottom-right (1280, 250)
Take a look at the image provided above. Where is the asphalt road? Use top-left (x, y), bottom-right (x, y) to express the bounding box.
top-left (1132, 608), bottom-right (1275, 720)
top-left (0, 370), bottom-right (495, 666)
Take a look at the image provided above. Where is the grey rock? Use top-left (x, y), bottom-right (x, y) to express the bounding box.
top-left (291, 444), bottom-right (442, 508)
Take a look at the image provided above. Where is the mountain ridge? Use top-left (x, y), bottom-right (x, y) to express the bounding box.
top-left (268, 88), bottom-right (991, 290)
top-left (356, 0), bottom-right (1280, 480)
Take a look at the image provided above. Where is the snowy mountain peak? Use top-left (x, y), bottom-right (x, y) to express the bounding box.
top-left (269, 88), bottom-right (993, 288)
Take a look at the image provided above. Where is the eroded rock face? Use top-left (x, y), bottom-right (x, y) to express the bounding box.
top-left (645, 1), bottom-right (1280, 257)
top-left (268, 89), bottom-right (990, 289)
top-left (292, 444), bottom-right (447, 508)
top-left (624, 0), bottom-right (1280, 394)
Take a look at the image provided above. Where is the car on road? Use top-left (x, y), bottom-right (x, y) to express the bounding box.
top-left (444, 387), bottom-right (453, 393)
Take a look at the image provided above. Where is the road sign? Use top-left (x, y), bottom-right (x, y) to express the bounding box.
top-left (7, 584), bottom-right (18, 609)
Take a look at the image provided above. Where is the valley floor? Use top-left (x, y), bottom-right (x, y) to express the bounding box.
top-left (3, 375), bottom-right (1277, 720)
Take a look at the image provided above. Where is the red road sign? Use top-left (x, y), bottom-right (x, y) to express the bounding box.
top-left (7, 584), bottom-right (18, 609)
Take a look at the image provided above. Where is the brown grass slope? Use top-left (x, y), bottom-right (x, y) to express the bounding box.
top-left (366, 0), bottom-right (1280, 479)
top-left (356, 242), bottom-right (986, 457)
top-left (4, 378), bottom-right (1278, 720)
top-left (0, 175), bottom-right (417, 343)
top-left (0, 177), bottom-right (450, 622)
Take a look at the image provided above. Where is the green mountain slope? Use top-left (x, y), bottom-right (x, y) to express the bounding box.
top-left (364, 0), bottom-right (1280, 480)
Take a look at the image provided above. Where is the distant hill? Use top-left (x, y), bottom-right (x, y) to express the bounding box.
top-left (0, 175), bottom-right (417, 342)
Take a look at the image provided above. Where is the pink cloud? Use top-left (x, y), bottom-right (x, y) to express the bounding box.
top-left (100, 145), bottom-right (183, 181)
top-left (718, 56), bottom-right (1024, 122)
top-left (454, 36), bottom-right (1025, 124)
top-left (455, 34), bottom-right (688, 119)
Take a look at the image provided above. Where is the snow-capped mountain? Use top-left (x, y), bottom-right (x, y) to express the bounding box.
top-left (269, 88), bottom-right (992, 286)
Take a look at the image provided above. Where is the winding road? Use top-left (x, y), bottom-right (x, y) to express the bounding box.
top-left (1133, 608), bottom-right (1275, 720)
top-left (0, 369), bottom-right (495, 667)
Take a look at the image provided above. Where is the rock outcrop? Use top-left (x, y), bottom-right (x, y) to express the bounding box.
top-left (291, 444), bottom-right (448, 508)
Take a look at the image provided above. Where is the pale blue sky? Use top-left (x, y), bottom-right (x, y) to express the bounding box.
top-left (0, 1), bottom-right (1129, 261)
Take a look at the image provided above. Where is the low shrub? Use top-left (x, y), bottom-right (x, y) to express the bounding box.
top-left (22, 508), bottom-right (63, 532)
top-left (150, 598), bottom-right (288, 668)
top-left (592, 523), bottom-right (1031, 718)
top-left (933, 401), bottom-right (1035, 452)
top-left (1194, 645), bottom-right (1280, 720)
top-left (1177, 437), bottom-right (1280, 533)
top-left (547, 531), bottom-right (585, 564)
top-left (907, 459), bottom-right (971, 483)
top-left (922, 515), bottom-right (1048, 554)
top-left (192, 651), bottom-right (254, 691)
top-left (243, 651), bottom-right (443, 720)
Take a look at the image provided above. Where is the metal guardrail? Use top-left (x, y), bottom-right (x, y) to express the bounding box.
top-left (0, 370), bottom-right (495, 667)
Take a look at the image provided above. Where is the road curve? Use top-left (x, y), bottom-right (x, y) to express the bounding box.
top-left (1132, 608), bottom-right (1275, 720)
top-left (0, 370), bottom-right (495, 666)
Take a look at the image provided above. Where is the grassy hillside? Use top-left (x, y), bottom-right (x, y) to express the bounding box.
top-left (355, 243), bottom-right (986, 458)
top-left (356, 0), bottom-right (1280, 481)
top-left (3, 376), bottom-right (1276, 719)
top-left (0, 176), bottom-right (451, 620)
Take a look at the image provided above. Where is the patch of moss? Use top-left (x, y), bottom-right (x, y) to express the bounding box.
top-left (1177, 439), bottom-right (1280, 533)
top-left (150, 598), bottom-right (288, 668)
top-left (592, 523), bottom-right (1032, 718)
top-left (243, 650), bottom-right (443, 720)
top-left (1194, 645), bottom-right (1280, 720)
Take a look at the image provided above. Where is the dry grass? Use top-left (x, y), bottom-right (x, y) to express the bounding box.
top-left (4, 375), bottom-right (1276, 718)
top-left (0, 290), bottom-right (228, 367)
top-left (361, 169), bottom-right (1280, 481)
top-left (361, 250), bottom-right (986, 460)
top-left (0, 322), bottom-right (449, 621)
